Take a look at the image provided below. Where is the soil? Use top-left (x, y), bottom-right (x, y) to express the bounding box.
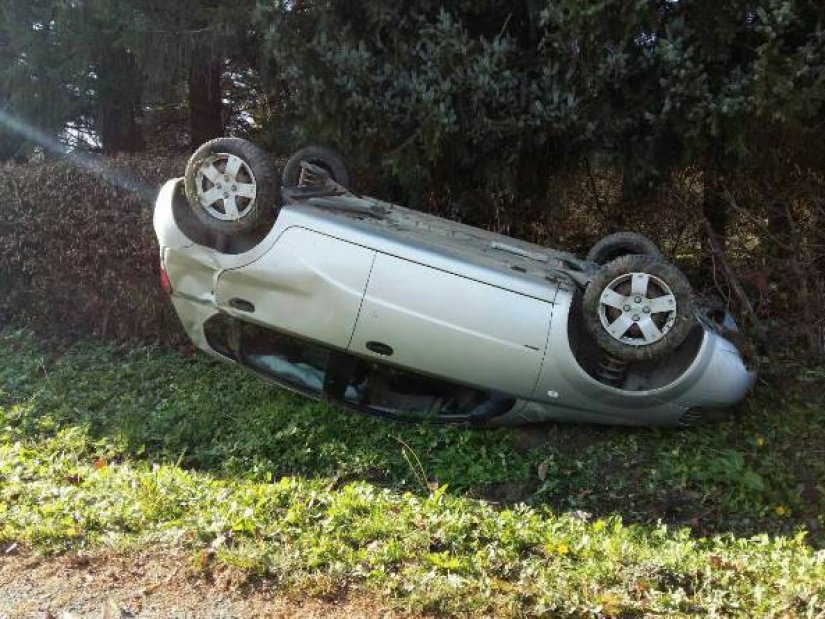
top-left (0, 549), bottom-right (406, 619)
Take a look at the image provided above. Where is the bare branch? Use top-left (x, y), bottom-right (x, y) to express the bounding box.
top-left (701, 215), bottom-right (762, 333)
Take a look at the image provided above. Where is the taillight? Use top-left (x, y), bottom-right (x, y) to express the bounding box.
top-left (159, 265), bottom-right (172, 295)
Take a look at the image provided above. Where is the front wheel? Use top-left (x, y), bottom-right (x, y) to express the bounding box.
top-left (184, 138), bottom-right (280, 234)
top-left (582, 255), bottom-right (696, 362)
top-left (586, 232), bottom-right (662, 265)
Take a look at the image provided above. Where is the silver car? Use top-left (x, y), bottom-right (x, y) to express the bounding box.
top-left (153, 138), bottom-right (755, 426)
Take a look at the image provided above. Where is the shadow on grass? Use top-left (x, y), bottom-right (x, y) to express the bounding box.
top-left (2, 330), bottom-right (823, 546)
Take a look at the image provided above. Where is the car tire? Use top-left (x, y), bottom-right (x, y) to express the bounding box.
top-left (586, 232), bottom-right (663, 265)
top-left (582, 254), bottom-right (696, 362)
top-left (184, 138), bottom-right (279, 234)
top-left (282, 146), bottom-right (353, 188)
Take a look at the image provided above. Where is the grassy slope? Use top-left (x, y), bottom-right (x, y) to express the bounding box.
top-left (0, 330), bottom-right (823, 616)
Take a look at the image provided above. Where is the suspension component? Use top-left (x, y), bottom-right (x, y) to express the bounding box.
top-left (596, 354), bottom-right (628, 386)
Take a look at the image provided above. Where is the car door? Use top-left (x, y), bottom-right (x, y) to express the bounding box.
top-left (349, 253), bottom-right (555, 398)
top-left (214, 227), bottom-right (375, 349)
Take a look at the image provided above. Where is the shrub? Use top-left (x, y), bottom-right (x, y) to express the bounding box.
top-left (0, 155), bottom-right (186, 343)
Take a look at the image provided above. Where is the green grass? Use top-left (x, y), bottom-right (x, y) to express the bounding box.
top-left (1, 330), bottom-right (824, 615)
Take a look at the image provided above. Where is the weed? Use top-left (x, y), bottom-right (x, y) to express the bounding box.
top-left (1, 329), bottom-right (824, 615)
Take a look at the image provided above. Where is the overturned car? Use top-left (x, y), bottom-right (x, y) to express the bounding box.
top-left (153, 138), bottom-right (754, 426)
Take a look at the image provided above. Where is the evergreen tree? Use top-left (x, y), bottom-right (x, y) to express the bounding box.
top-left (0, 1), bottom-right (92, 158)
top-left (116, 0), bottom-right (258, 147)
top-left (258, 1), bottom-right (585, 208)
top-left (0, 0), bottom-right (258, 158)
top-left (256, 0), bottom-right (824, 216)
top-left (542, 1), bottom-right (825, 228)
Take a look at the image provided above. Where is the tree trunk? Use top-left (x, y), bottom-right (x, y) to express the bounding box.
top-left (97, 49), bottom-right (142, 154)
top-left (813, 198), bottom-right (825, 357)
top-left (702, 163), bottom-right (728, 250)
top-left (189, 58), bottom-right (224, 148)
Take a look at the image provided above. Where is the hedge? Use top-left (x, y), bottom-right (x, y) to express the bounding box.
top-left (0, 155), bottom-right (186, 343)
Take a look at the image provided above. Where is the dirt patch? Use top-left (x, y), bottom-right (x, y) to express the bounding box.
top-left (0, 549), bottom-right (407, 619)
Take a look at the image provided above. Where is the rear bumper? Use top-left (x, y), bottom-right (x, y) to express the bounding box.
top-left (154, 179), bottom-right (193, 250)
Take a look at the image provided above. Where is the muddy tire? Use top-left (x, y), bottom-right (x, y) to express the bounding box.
top-left (582, 255), bottom-right (695, 362)
top-left (586, 232), bottom-right (663, 265)
top-left (184, 138), bottom-right (279, 234)
top-left (282, 146), bottom-right (353, 188)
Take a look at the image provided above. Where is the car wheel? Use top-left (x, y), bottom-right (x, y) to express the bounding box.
top-left (184, 138), bottom-right (279, 234)
top-left (586, 232), bottom-right (663, 265)
top-left (282, 146), bottom-right (353, 189)
top-left (582, 255), bottom-right (695, 362)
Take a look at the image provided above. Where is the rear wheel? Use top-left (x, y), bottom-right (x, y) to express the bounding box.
top-left (582, 255), bottom-right (695, 362)
top-left (184, 138), bottom-right (279, 234)
top-left (282, 146), bottom-right (353, 189)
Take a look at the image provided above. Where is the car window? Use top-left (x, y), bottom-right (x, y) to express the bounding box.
top-left (204, 315), bottom-right (331, 396)
top-left (204, 314), bottom-right (515, 421)
top-left (242, 325), bottom-right (331, 395)
top-left (339, 360), bottom-right (496, 420)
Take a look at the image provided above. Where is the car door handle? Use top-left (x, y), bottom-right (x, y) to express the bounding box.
top-left (366, 341), bottom-right (394, 356)
top-left (229, 298), bottom-right (255, 313)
